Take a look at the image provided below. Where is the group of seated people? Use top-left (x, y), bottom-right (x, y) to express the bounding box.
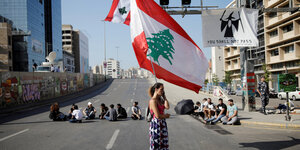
top-left (194, 98), bottom-right (238, 125)
top-left (49, 101), bottom-right (143, 123)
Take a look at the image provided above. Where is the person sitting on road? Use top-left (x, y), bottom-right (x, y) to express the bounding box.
top-left (99, 103), bottom-right (109, 119)
top-left (84, 102), bottom-right (96, 120)
top-left (117, 104), bottom-right (127, 119)
top-left (105, 104), bottom-right (117, 121)
top-left (221, 99), bottom-right (238, 125)
top-left (206, 98), bottom-right (227, 125)
top-left (67, 104), bottom-right (76, 119)
top-left (131, 101), bottom-right (142, 120)
top-left (204, 98), bottom-right (216, 121)
top-left (193, 101), bottom-right (204, 119)
top-left (49, 102), bottom-right (67, 121)
top-left (69, 105), bottom-right (83, 123)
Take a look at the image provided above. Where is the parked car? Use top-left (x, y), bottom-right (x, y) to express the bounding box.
top-left (278, 87), bottom-right (300, 101)
top-left (236, 90), bottom-right (243, 96)
top-left (227, 91), bottom-right (236, 95)
top-left (269, 89), bottom-right (278, 98)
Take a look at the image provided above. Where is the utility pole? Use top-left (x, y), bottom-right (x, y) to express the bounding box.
top-left (103, 21), bottom-right (107, 82)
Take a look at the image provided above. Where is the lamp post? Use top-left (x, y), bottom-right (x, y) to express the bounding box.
top-left (285, 67), bottom-right (291, 121)
top-left (102, 20), bottom-right (107, 82)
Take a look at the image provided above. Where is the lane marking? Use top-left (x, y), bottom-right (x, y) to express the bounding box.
top-left (127, 107), bottom-right (130, 113)
top-left (134, 87), bottom-right (136, 90)
top-left (106, 129), bottom-right (120, 150)
top-left (133, 92), bottom-right (135, 96)
top-left (0, 129), bottom-right (29, 142)
top-left (130, 99), bottom-right (133, 103)
top-left (95, 99), bottom-right (100, 103)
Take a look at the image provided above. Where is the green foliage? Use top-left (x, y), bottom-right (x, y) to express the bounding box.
top-left (204, 79), bottom-right (209, 85)
top-left (147, 29), bottom-right (175, 66)
top-left (212, 74), bottom-right (219, 86)
top-left (118, 7), bottom-right (127, 15)
top-left (279, 74), bottom-right (297, 92)
top-left (224, 71), bottom-right (233, 86)
top-left (262, 63), bottom-right (270, 82)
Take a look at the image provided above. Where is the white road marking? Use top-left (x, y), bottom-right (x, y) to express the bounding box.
top-left (0, 129), bottom-right (29, 142)
top-left (134, 87), bottom-right (136, 90)
top-left (95, 99), bottom-right (100, 103)
top-left (126, 107), bottom-right (130, 113)
top-left (133, 92), bottom-right (135, 96)
top-left (130, 99), bottom-right (133, 103)
top-left (106, 129), bottom-right (120, 150)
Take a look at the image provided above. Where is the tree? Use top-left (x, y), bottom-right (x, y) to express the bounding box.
top-left (146, 29), bottom-right (175, 66)
top-left (224, 71), bottom-right (233, 88)
top-left (262, 63), bottom-right (270, 82)
top-left (212, 74), bottom-right (219, 86)
top-left (204, 79), bottom-right (209, 85)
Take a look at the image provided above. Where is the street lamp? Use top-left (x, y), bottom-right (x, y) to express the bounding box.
top-left (102, 20), bottom-right (107, 82)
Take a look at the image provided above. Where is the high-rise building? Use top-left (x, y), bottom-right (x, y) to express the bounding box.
top-left (0, 16), bottom-right (13, 71)
top-left (62, 25), bottom-right (89, 73)
top-left (211, 47), bottom-right (225, 82)
top-left (105, 58), bottom-right (120, 78)
top-left (0, 0), bottom-right (62, 72)
top-left (263, 0), bottom-right (300, 91)
top-left (44, 0), bottom-right (63, 61)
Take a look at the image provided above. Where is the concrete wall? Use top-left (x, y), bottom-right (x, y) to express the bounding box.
top-left (0, 72), bottom-right (105, 108)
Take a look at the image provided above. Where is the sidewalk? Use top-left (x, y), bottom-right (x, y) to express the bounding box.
top-left (238, 110), bottom-right (300, 129)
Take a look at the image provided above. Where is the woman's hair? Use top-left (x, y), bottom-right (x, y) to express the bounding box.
top-left (50, 102), bottom-right (59, 112)
top-left (101, 103), bottom-right (105, 107)
top-left (148, 82), bottom-right (164, 97)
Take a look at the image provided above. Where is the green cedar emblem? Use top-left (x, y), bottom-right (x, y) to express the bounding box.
top-left (147, 29), bottom-right (175, 66)
top-left (118, 7), bottom-right (127, 15)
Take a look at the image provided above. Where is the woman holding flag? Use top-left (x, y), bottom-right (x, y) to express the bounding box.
top-left (148, 82), bottom-right (170, 150)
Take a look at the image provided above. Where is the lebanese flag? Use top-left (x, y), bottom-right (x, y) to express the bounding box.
top-left (105, 0), bottom-right (130, 25)
top-left (130, 0), bottom-right (208, 93)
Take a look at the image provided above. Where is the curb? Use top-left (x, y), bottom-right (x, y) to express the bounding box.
top-left (240, 120), bottom-right (300, 129)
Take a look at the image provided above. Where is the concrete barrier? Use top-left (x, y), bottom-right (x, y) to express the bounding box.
top-left (0, 72), bottom-right (106, 109)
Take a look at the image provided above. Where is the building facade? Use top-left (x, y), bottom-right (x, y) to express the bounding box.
top-left (62, 25), bottom-right (89, 73)
top-left (44, 0), bottom-right (63, 62)
top-left (106, 58), bottom-right (120, 78)
top-left (264, 0), bottom-right (300, 91)
top-left (211, 47), bottom-right (225, 82)
top-left (0, 17), bottom-right (13, 71)
top-left (0, 0), bottom-right (62, 72)
top-left (63, 50), bottom-right (75, 73)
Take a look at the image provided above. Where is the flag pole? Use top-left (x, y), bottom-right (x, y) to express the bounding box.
top-left (149, 56), bottom-right (158, 83)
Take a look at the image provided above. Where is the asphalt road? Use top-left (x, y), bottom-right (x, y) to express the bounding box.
top-left (0, 79), bottom-right (300, 150)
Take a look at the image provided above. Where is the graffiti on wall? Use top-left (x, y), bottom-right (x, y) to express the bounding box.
top-left (22, 84), bottom-right (40, 102)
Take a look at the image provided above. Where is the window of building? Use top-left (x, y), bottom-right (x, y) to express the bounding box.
top-left (270, 49), bottom-right (279, 56)
top-left (284, 45), bottom-right (294, 53)
top-left (8, 51), bottom-right (12, 60)
top-left (282, 24), bottom-right (293, 33)
top-left (8, 36), bottom-right (12, 46)
top-left (268, 12), bottom-right (277, 18)
top-left (269, 30), bottom-right (278, 38)
top-left (271, 63), bottom-right (283, 69)
top-left (233, 60), bottom-right (238, 64)
top-left (285, 61), bottom-right (300, 68)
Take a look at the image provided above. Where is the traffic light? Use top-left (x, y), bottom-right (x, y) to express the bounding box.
top-left (160, 0), bottom-right (169, 6)
top-left (182, 0), bottom-right (191, 5)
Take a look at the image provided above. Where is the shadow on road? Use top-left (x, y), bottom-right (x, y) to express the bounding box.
top-left (1, 120), bottom-right (53, 125)
top-left (0, 80), bottom-right (113, 125)
top-left (239, 137), bottom-right (300, 150)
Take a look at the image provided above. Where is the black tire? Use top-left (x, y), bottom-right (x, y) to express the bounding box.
top-left (292, 96), bottom-right (296, 101)
top-left (279, 95), bottom-right (282, 100)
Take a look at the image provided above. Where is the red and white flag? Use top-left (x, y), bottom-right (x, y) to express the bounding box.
top-left (130, 0), bottom-right (208, 93)
top-left (105, 0), bottom-right (130, 25)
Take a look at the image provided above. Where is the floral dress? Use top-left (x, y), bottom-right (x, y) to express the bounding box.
top-left (149, 103), bottom-right (169, 150)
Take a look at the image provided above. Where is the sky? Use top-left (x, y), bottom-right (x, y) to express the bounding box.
top-left (62, 0), bottom-right (233, 70)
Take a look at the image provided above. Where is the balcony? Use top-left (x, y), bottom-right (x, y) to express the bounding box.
top-left (268, 36), bottom-right (280, 45)
top-left (264, 0), bottom-right (285, 8)
top-left (282, 30), bottom-right (295, 40)
top-left (269, 55), bottom-right (281, 63)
